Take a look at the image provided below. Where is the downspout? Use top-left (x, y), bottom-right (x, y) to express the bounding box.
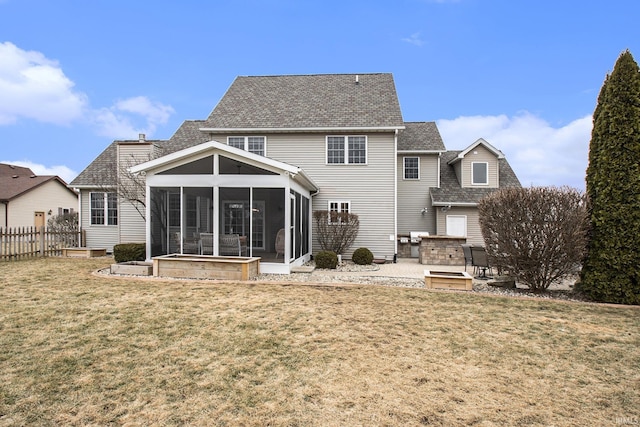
top-left (74, 189), bottom-right (82, 246)
top-left (393, 128), bottom-right (398, 262)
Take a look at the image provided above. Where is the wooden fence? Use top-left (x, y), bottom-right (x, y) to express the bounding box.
top-left (0, 227), bottom-right (86, 261)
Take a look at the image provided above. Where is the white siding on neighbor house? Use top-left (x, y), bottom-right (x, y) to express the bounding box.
top-left (436, 206), bottom-right (484, 246)
top-left (2, 181), bottom-right (77, 228)
top-left (460, 145), bottom-right (499, 188)
top-left (397, 154), bottom-right (439, 235)
top-left (80, 190), bottom-right (119, 252)
top-left (263, 132), bottom-right (397, 259)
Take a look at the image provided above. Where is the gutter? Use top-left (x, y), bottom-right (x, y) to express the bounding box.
top-left (199, 126), bottom-right (406, 133)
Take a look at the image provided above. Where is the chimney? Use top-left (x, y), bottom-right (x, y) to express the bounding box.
top-left (139, 133), bottom-right (146, 143)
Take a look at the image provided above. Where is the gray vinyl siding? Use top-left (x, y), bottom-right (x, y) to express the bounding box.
top-left (263, 132), bottom-right (397, 259)
top-left (80, 190), bottom-right (119, 252)
top-left (117, 143), bottom-right (152, 243)
top-left (436, 206), bottom-right (484, 246)
top-left (118, 201), bottom-right (145, 243)
top-left (397, 154), bottom-right (439, 235)
top-left (461, 145), bottom-right (499, 188)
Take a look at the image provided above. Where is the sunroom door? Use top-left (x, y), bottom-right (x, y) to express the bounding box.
top-left (222, 201), bottom-right (265, 250)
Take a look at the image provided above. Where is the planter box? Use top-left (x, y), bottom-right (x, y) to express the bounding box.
top-left (110, 261), bottom-right (153, 276)
top-left (152, 254), bottom-right (260, 281)
top-left (424, 270), bottom-right (473, 291)
top-left (62, 247), bottom-right (107, 258)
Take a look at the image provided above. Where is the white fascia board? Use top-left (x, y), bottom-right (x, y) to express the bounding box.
top-left (397, 150), bottom-right (446, 154)
top-left (431, 201), bottom-right (478, 207)
top-left (451, 138), bottom-right (505, 163)
top-left (198, 126), bottom-right (405, 133)
top-left (130, 140), bottom-right (301, 176)
top-left (72, 185), bottom-right (117, 190)
top-left (130, 141), bottom-right (218, 173)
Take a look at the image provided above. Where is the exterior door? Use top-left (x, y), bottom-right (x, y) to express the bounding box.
top-left (34, 212), bottom-right (45, 228)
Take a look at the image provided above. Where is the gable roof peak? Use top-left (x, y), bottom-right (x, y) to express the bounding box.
top-left (448, 138), bottom-right (505, 164)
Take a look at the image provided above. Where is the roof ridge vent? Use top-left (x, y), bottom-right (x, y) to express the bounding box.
top-left (12, 175), bottom-right (18, 179)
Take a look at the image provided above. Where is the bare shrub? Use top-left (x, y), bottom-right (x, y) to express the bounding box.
top-left (478, 186), bottom-right (589, 291)
top-left (313, 210), bottom-right (359, 255)
top-left (47, 212), bottom-right (80, 247)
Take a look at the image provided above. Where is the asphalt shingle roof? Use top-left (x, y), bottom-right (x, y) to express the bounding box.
top-left (203, 73), bottom-right (404, 129)
top-left (0, 163), bottom-right (74, 201)
top-left (397, 122), bottom-right (446, 151)
top-left (70, 122), bottom-right (211, 187)
top-left (430, 150), bottom-right (521, 205)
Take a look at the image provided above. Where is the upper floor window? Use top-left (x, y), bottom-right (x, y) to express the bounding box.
top-left (228, 136), bottom-right (265, 156)
top-left (403, 157), bottom-right (419, 180)
top-left (90, 192), bottom-right (117, 225)
top-left (472, 162), bottom-right (488, 185)
top-left (327, 136), bottom-right (367, 164)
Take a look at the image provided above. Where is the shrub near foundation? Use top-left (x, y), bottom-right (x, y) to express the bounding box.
top-left (113, 243), bottom-right (146, 263)
top-left (315, 250), bottom-right (338, 269)
top-left (352, 247), bottom-right (374, 265)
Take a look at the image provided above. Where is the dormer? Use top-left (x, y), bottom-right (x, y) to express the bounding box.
top-left (447, 138), bottom-right (504, 188)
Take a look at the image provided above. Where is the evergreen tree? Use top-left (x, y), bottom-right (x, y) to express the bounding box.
top-left (579, 50), bottom-right (640, 304)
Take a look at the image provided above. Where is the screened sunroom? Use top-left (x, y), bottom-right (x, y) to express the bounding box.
top-left (130, 141), bottom-right (317, 274)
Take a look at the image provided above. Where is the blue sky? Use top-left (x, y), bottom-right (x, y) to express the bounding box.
top-left (1, 0), bottom-right (638, 189)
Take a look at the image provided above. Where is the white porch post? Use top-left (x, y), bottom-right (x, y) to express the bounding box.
top-left (145, 182), bottom-right (151, 261)
top-left (213, 185), bottom-right (219, 255)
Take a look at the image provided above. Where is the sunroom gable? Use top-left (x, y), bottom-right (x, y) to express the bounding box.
top-left (130, 141), bottom-right (317, 191)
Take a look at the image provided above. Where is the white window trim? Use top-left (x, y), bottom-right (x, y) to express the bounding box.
top-left (327, 200), bottom-right (351, 224)
top-left (403, 156), bottom-right (420, 180)
top-left (227, 136), bottom-right (267, 156)
top-left (471, 162), bottom-right (489, 185)
top-left (326, 135), bottom-right (368, 165)
top-left (89, 192), bottom-right (117, 226)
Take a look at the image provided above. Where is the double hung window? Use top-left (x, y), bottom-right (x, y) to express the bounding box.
top-left (403, 157), bottom-right (419, 180)
top-left (327, 136), bottom-right (367, 164)
top-left (328, 201), bottom-right (351, 224)
top-left (228, 136), bottom-right (265, 156)
top-left (90, 192), bottom-right (117, 225)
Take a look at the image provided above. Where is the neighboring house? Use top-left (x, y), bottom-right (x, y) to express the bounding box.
top-left (0, 163), bottom-right (78, 229)
top-left (70, 73), bottom-right (520, 272)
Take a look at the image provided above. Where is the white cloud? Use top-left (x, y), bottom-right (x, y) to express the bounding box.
top-left (402, 32), bottom-right (425, 47)
top-left (0, 42), bottom-right (88, 125)
top-left (437, 112), bottom-right (592, 190)
top-left (0, 160), bottom-right (77, 183)
top-left (91, 96), bottom-right (175, 139)
top-left (0, 42), bottom-right (175, 140)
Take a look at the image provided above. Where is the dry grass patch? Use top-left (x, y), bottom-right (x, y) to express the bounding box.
top-left (0, 257), bottom-right (639, 426)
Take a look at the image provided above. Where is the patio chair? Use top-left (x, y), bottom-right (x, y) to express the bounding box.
top-left (219, 234), bottom-right (242, 256)
top-left (470, 246), bottom-right (493, 279)
top-left (199, 232), bottom-right (214, 255)
top-left (183, 234), bottom-right (200, 254)
top-left (461, 244), bottom-right (473, 273)
top-left (275, 228), bottom-right (285, 258)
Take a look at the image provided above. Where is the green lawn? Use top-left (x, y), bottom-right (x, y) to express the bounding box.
top-left (1, 257), bottom-right (638, 426)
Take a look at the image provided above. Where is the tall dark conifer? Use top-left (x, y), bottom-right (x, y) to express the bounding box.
top-left (580, 50), bottom-right (640, 304)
